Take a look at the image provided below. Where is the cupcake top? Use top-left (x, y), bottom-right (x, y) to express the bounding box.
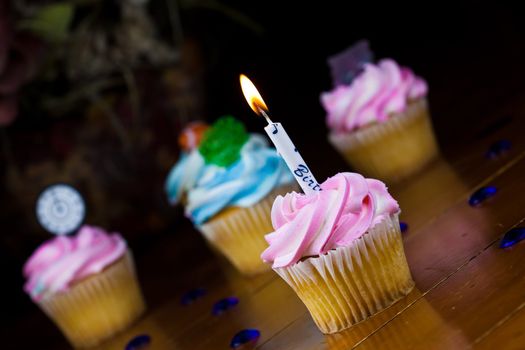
top-left (321, 59), bottom-right (427, 133)
top-left (165, 116), bottom-right (294, 225)
top-left (23, 225), bottom-right (126, 301)
top-left (261, 172), bottom-right (399, 268)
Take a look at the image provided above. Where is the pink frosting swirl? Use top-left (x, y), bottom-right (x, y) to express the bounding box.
top-left (321, 59), bottom-right (428, 133)
top-left (261, 172), bottom-right (399, 268)
top-left (23, 225), bottom-right (127, 301)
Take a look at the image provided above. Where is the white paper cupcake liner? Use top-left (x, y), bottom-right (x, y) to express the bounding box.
top-left (198, 184), bottom-right (298, 275)
top-left (37, 251), bottom-right (146, 348)
top-left (274, 214), bottom-right (414, 334)
top-left (329, 99), bottom-right (439, 183)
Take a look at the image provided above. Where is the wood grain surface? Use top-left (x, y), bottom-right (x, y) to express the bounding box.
top-left (5, 39), bottom-right (525, 350)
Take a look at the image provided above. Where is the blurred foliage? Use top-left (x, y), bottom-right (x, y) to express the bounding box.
top-left (1, 0), bottom-right (260, 246)
top-left (18, 2), bottom-right (74, 42)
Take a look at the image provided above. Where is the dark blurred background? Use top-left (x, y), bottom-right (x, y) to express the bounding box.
top-left (1, 0), bottom-right (524, 336)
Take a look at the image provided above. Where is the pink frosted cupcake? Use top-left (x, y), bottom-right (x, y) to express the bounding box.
top-left (23, 226), bottom-right (145, 348)
top-left (261, 172), bottom-right (414, 333)
top-left (321, 59), bottom-right (439, 183)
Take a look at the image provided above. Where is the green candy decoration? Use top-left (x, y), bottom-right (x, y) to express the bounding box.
top-left (199, 116), bottom-right (249, 167)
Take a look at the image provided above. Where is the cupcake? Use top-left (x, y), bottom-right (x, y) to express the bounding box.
top-left (23, 226), bottom-right (145, 348)
top-left (321, 58), bottom-right (439, 183)
top-left (165, 116), bottom-right (296, 275)
top-left (261, 172), bottom-right (414, 334)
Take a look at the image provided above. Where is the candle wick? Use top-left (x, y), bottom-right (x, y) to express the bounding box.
top-left (258, 108), bottom-right (273, 124)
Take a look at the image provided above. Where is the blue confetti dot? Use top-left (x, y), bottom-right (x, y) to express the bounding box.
top-left (400, 222), bottom-right (408, 233)
top-left (125, 334), bottom-right (151, 350)
top-left (486, 139), bottom-right (512, 159)
top-left (468, 186), bottom-right (497, 206)
top-left (213, 297), bottom-right (239, 315)
top-left (181, 288), bottom-right (207, 305)
top-left (500, 227), bottom-right (525, 248)
top-left (230, 329), bottom-right (260, 348)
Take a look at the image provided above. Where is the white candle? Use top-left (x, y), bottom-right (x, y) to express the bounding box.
top-left (240, 74), bottom-right (321, 195)
top-left (263, 121), bottom-right (321, 194)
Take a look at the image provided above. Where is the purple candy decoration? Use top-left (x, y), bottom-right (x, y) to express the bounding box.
top-left (486, 139), bottom-right (512, 159)
top-left (181, 288), bottom-right (207, 305)
top-left (230, 329), bottom-right (260, 349)
top-left (500, 227), bottom-right (525, 248)
top-left (125, 334), bottom-right (151, 350)
top-left (213, 297), bottom-right (239, 315)
top-left (328, 40), bottom-right (374, 86)
top-left (468, 186), bottom-right (497, 206)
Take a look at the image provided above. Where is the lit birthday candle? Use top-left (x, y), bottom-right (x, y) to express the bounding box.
top-left (240, 74), bottom-right (321, 195)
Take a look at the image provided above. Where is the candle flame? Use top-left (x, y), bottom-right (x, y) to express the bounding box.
top-left (240, 74), bottom-right (269, 115)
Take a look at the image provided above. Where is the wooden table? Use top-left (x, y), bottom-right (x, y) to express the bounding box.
top-left (6, 46), bottom-right (525, 349)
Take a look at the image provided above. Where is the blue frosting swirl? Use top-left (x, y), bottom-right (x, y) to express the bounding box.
top-left (165, 134), bottom-right (294, 225)
top-left (165, 150), bottom-right (205, 205)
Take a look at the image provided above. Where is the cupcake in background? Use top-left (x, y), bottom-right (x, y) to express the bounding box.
top-left (23, 226), bottom-right (145, 348)
top-left (321, 42), bottom-right (439, 183)
top-left (261, 172), bottom-right (414, 334)
top-left (165, 121), bottom-right (209, 206)
top-left (166, 116), bottom-right (296, 275)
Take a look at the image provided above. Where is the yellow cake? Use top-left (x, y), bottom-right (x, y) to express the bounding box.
top-left (24, 226), bottom-right (145, 348)
top-left (166, 116), bottom-right (298, 276)
top-left (199, 184), bottom-right (298, 275)
top-left (322, 58), bottom-right (439, 183)
top-left (274, 214), bottom-right (413, 333)
top-left (329, 99), bottom-right (438, 183)
top-left (261, 172), bottom-right (414, 334)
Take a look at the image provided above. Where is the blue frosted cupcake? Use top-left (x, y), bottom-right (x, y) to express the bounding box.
top-left (166, 116), bottom-right (296, 274)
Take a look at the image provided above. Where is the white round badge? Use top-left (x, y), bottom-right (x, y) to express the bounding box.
top-left (36, 184), bottom-right (86, 235)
